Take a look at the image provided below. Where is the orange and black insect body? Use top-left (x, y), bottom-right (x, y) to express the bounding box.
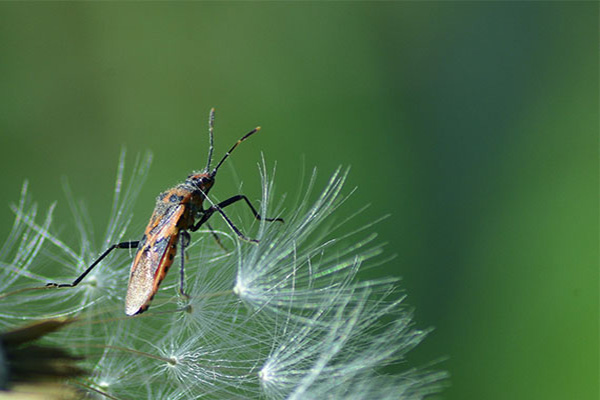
top-left (47, 109), bottom-right (283, 315)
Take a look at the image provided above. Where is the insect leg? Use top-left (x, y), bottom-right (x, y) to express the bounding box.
top-left (179, 231), bottom-right (191, 298)
top-left (191, 195), bottom-right (282, 243)
top-left (215, 195), bottom-right (284, 223)
top-left (205, 221), bottom-right (229, 252)
top-left (191, 205), bottom-right (255, 243)
top-left (46, 241), bottom-right (139, 288)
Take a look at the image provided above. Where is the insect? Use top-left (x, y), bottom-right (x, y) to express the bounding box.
top-left (47, 108), bottom-right (283, 315)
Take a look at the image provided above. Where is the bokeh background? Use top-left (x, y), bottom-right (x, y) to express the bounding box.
top-left (0, 3), bottom-right (596, 400)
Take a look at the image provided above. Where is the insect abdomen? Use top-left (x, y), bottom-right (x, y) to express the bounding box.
top-left (124, 198), bottom-right (185, 316)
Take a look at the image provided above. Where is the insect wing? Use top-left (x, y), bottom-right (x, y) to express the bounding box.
top-left (124, 203), bottom-right (184, 315)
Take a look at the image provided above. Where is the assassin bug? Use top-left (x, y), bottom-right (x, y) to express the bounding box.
top-left (47, 109), bottom-right (283, 315)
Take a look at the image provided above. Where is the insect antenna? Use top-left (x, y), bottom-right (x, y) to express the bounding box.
top-left (211, 125), bottom-right (261, 176)
top-left (205, 107), bottom-right (216, 172)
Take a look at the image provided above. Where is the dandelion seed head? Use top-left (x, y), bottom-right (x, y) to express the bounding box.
top-left (232, 280), bottom-right (244, 297)
top-left (97, 380), bottom-right (110, 388)
top-left (167, 355), bottom-right (179, 367)
top-left (0, 151), bottom-right (446, 399)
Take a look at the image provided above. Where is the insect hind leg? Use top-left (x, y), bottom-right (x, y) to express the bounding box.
top-left (46, 241), bottom-right (139, 288)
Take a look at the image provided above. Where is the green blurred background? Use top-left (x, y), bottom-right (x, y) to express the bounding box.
top-left (0, 3), bottom-right (596, 399)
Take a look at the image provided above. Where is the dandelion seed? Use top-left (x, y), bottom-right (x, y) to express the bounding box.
top-left (0, 152), bottom-right (446, 399)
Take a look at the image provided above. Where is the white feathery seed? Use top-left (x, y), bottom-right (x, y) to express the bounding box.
top-left (0, 152), bottom-right (446, 399)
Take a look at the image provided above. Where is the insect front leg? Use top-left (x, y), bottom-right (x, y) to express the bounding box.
top-left (47, 241), bottom-right (139, 288)
top-left (191, 195), bottom-right (283, 243)
top-left (216, 195), bottom-right (284, 224)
